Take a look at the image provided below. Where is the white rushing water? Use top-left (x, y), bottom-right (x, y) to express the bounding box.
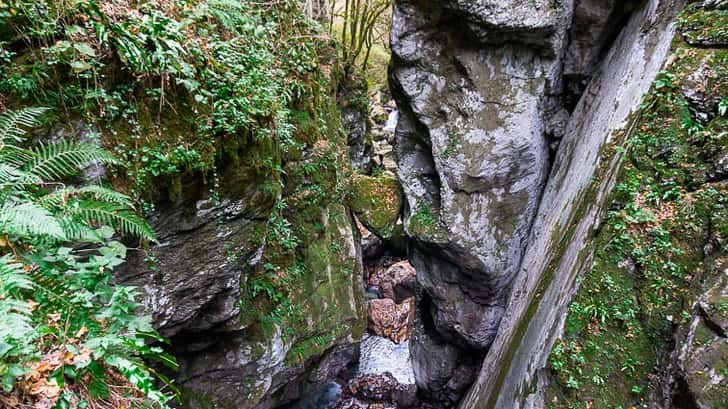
top-left (356, 333), bottom-right (415, 384)
top-left (383, 110), bottom-right (399, 134)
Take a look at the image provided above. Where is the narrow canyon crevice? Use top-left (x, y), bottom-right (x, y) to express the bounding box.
top-left (387, 0), bottom-right (649, 406)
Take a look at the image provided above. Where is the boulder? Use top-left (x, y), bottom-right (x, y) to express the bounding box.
top-left (344, 372), bottom-right (417, 408)
top-left (348, 373), bottom-right (400, 402)
top-left (349, 175), bottom-right (403, 240)
top-left (676, 315), bottom-right (728, 408)
top-left (367, 298), bottom-right (415, 343)
top-left (368, 260), bottom-right (416, 303)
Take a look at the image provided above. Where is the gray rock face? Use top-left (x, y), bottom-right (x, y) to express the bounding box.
top-left (390, 0), bottom-right (688, 405)
top-left (339, 82), bottom-right (373, 174)
top-left (389, 0), bottom-right (575, 403)
top-left (118, 166), bottom-right (275, 338)
top-left (117, 151), bottom-right (366, 408)
top-left (458, 0), bottom-right (683, 408)
top-left (674, 267), bottom-right (728, 409)
top-left (563, 0), bottom-right (631, 110)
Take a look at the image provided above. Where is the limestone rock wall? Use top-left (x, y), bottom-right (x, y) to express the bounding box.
top-left (118, 100), bottom-right (368, 409)
top-left (389, 0), bottom-right (685, 406)
top-left (457, 0), bottom-right (683, 407)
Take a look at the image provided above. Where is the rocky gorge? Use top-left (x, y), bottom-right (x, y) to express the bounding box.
top-left (114, 0), bottom-right (728, 407)
top-left (1, 0), bottom-right (726, 408)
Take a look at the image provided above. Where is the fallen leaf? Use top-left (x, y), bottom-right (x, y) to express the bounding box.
top-left (75, 326), bottom-right (88, 338)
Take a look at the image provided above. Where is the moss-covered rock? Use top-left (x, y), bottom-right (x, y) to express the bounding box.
top-left (545, 7), bottom-right (728, 407)
top-left (678, 3), bottom-right (728, 47)
top-left (1, 1), bottom-right (369, 407)
top-left (349, 174), bottom-right (402, 239)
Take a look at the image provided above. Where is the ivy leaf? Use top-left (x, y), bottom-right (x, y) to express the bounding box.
top-left (70, 61), bottom-right (92, 72)
top-left (73, 42), bottom-right (96, 57)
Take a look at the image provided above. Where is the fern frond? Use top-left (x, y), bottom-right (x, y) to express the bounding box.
top-left (0, 107), bottom-right (48, 145)
top-left (38, 186), bottom-right (135, 209)
top-left (0, 255), bottom-right (33, 293)
top-left (0, 201), bottom-right (66, 239)
top-left (67, 200), bottom-right (156, 242)
top-left (59, 215), bottom-right (103, 242)
top-left (0, 145), bottom-right (36, 169)
top-left (23, 139), bottom-right (118, 181)
top-left (0, 256), bottom-right (35, 342)
top-left (0, 163), bottom-right (27, 185)
top-left (0, 304), bottom-right (34, 342)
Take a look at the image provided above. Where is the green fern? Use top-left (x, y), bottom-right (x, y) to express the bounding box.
top-left (37, 185), bottom-right (135, 210)
top-left (0, 108), bottom-right (172, 405)
top-left (0, 201), bottom-right (66, 239)
top-left (0, 108), bottom-right (153, 242)
top-left (0, 107), bottom-right (47, 145)
top-left (67, 200), bottom-right (156, 241)
top-left (24, 139), bottom-right (117, 181)
top-left (0, 255), bottom-right (34, 357)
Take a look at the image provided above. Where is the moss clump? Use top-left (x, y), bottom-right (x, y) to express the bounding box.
top-left (678, 4), bottom-right (728, 46)
top-left (546, 18), bottom-right (728, 408)
top-left (349, 174), bottom-right (402, 238)
top-left (0, 0), bottom-right (336, 202)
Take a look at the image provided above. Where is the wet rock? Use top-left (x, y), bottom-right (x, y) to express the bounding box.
top-left (682, 56), bottom-right (722, 122)
top-left (410, 317), bottom-right (479, 407)
top-left (367, 298), bottom-right (415, 343)
top-left (365, 287), bottom-right (381, 303)
top-left (343, 372), bottom-right (416, 408)
top-left (349, 373), bottom-right (400, 402)
top-left (392, 384), bottom-right (418, 408)
top-left (332, 398), bottom-right (396, 409)
top-left (287, 381), bottom-right (342, 409)
top-left (368, 260), bottom-right (416, 303)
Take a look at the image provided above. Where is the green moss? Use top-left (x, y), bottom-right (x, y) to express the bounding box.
top-left (678, 4), bottom-right (728, 46)
top-left (546, 21), bottom-right (728, 408)
top-left (408, 204), bottom-right (436, 237)
top-left (349, 174), bottom-right (402, 238)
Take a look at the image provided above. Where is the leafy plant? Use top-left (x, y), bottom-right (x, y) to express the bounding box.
top-left (0, 108), bottom-right (176, 408)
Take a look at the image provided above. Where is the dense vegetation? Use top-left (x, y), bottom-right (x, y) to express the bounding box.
top-left (0, 0), bottom-right (389, 406)
top-left (0, 0), bottom-right (356, 407)
top-left (547, 7), bottom-right (728, 407)
top-left (0, 0), bottom-right (335, 204)
top-left (0, 107), bottom-right (175, 408)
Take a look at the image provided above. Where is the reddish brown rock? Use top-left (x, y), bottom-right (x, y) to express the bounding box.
top-left (343, 373), bottom-right (418, 408)
top-left (349, 373), bottom-right (399, 401)
top-left (368, 260), bottom-right (416, 303)
top-left (367, 298), bottom-right (415, 343)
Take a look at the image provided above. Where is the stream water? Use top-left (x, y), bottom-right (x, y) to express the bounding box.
top-left (355, 334), bottom-right (415, 385)
top-left (289, 104), bottom-right (417, 409)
